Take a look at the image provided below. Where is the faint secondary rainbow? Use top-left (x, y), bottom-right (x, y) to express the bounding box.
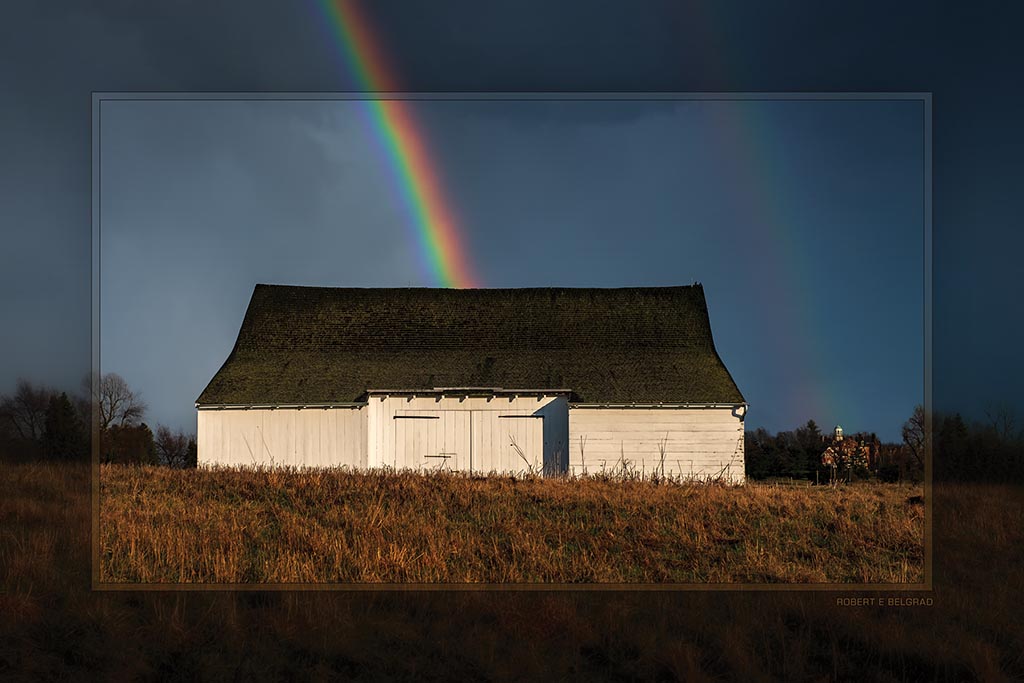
top-left (706, 100), bottom-right (841, 429)
top-left (315, 0), bottom-right (479, 288)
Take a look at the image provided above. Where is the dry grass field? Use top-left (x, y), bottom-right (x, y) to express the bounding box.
top-left (3, 462), bottom-right (1023, 680)
top-left (98, 465), bottom-right (924, 584)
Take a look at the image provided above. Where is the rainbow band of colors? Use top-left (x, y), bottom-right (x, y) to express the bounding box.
top-left (318, 0), bottom-right (479, 289)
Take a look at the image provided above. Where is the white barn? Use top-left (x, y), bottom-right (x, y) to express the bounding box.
top-left (196, 284), bottom-right (747, 483)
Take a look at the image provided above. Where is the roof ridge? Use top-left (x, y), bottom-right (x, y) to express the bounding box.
top-left (253, 282), bottom-right (704, 291)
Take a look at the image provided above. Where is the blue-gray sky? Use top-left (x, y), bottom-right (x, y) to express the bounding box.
top-left (2, 1), bottom-right (1021, 446)
top-left (97, 97), bottom-right (923, 440)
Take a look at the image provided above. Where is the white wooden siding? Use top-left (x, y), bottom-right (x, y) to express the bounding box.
top-left (196, 399), bottom-right (743, 483)
top-left (197, 407), bottom-right (366, 468)
top-left (568, 407), bottom-right (745, 483)
top-left (393, 410), bottom-right (472, 472)
top-left (472, 411), bottom-right (544, 474)
top-left (368, 395), bottom-right (568, 475)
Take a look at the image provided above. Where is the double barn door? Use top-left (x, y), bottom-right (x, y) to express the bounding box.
top-left (393, 409), bottom-right (543, 474)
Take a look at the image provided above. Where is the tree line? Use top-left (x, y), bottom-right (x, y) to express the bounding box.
top-left (745, 419), bottom-right (909, 484)
top-left (4, 375), bottom-right (1022, 482)
top-left (0, 374), bottom-right (195, 467)
top-left (746, 405), bottom-right (1024, 484)
top-left (930, 404), bottom-right (1024, 482)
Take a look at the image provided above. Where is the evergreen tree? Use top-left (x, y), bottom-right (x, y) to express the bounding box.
top-left (795, 419), bottom-right (823, 479)
top-left (43, 392), bottom-right (87, 461)
top-left (104, 422), bottom-right (158, 465)
top-left (935, 413), bottom-right (969, 480)
top-left (186, 435), bottom-right (198, 468)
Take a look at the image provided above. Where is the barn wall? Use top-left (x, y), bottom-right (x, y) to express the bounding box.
top-left (366, 395), bottom-right (569, 475)
top-left (197, 407), bottom-right (366, 468)
top-left (535, 396), bottom-right (569, 474)
top-left (568, 407), bottom-right (745, 483)
top-left (195, 401), bottom-right (743, 480)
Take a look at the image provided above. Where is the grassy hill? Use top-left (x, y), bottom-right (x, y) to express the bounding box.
top-left (99, 465), bottom-right (924, 584)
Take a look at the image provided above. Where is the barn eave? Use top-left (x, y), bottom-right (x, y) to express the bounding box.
top-left (570, 401), bottom-right (748, 410)
top-left (195, 402), bottom-right (367, 410)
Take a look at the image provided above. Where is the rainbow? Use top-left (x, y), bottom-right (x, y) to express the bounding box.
top-left (315, 0), bottom-right (479, 288)
top-left (705, 100), bottom-right (840, 428)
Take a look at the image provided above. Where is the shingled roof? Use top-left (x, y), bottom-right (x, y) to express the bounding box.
top-left (196, 284), bottom-right (745, 406)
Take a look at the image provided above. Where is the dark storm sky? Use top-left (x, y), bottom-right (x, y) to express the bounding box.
top-left (2, 1), bottom-right (1021, 442)
top-left (97, 96), bottom-right (923, 440)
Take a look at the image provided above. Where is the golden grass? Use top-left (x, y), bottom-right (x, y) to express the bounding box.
top-left (99, 465), bottom-right (924, 583)
top-left (1, 462), bottom-right (1023, 679)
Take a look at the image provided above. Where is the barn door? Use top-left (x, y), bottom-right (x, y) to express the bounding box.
top-left (393, 411), bottom-right (470, 471)
top-left (471, 412), bottom-right (544, 475)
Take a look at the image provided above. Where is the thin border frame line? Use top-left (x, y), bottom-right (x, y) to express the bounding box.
top-left (91, 91), bottom-right (932, 592)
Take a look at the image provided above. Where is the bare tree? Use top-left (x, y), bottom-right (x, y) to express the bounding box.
top-left (155, 425), bottom-right (195, 468)
top-left (901, 404), bottom-right (926, 468)
top-left (87, 372), bottom-right (147, 432)
top-left (984, 401), bottom-right (1019, 441)
top-left (0, 378), bottom-right (56, 443)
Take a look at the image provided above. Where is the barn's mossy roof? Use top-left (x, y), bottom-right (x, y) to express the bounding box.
top-left (197, 284), bottom-right (745, 406)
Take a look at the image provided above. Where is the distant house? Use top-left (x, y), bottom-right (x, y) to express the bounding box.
top-left (196, 284), bottom-right (747, 482)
